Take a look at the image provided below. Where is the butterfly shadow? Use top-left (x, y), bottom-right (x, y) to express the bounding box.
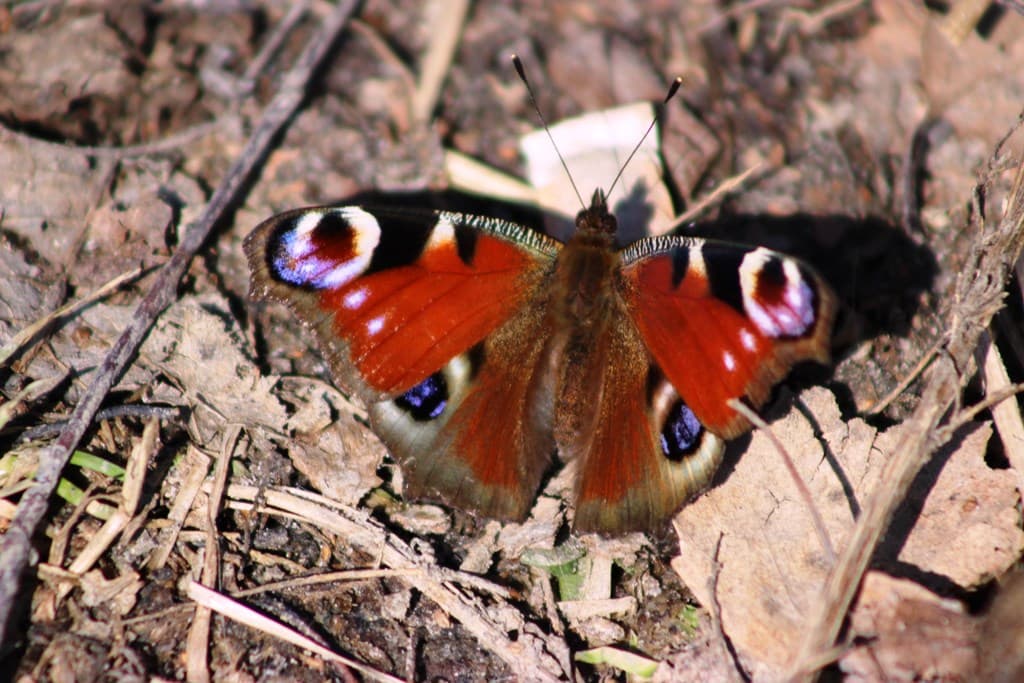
top-left (686, 211), bottom-right (938, 343)
top-left (680, 211), bottom-right (938, 519)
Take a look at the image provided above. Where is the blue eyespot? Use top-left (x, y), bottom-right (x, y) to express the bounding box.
top-left (660, 400), bottom-right (703, 460)
top-left (395, 373), bottom-right (448, 421)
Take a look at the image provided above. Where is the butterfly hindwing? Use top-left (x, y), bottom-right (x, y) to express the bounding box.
top-left (559, 304), bottom-right (726, 533)
top-left (371, 300), bottom-right (560, 521)
top-left (619, 236), bottom-right (836, 439)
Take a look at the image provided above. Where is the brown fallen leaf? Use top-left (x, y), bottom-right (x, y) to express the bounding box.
top-left (672, 386), bottom-right (1023, 678)
top-left (841, 572), bottom-right (977, 682)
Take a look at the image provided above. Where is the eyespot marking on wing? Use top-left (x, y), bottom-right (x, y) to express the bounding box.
top-left (268, 207), bottom-right (382, 290)
top-left (395, 372), bottom-right (449, 421)
top-left (740, 248), bottom-right (819, 339)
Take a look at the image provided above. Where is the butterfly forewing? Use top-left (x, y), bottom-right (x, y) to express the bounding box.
top-left (245, 205), bottom-right (560, 402)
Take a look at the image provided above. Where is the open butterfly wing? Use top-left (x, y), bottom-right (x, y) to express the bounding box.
top-left (371, 300), bottom-right (560, 521)
top-left (245, 206), bottom-right (562, 520)
top-left (566, 315), bottom-right (726, 533)
top-left (246, 206), bottom-right (559, 399)
top-left (619, 236), bottom-right (836, 439)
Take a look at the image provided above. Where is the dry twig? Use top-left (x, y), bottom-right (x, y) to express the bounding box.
top-left (187, 582), bottom-right (402, 683)
top-left (411, 0), bottom-right (470, 124)
top-left (185, 425), bottom-right (239, 683)
top-left (223, 484), bottom-right (567, 681)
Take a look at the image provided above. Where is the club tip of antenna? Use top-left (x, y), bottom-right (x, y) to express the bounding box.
top-left (665, 77), bottom-right (683, 103)
top-left (511, 54), bottom-right (525, 78)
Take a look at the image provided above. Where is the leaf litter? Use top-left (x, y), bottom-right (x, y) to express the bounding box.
top-left (2, 2), bottom-right (1024, 681)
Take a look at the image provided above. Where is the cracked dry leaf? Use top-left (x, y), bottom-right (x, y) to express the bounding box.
top-left (671, 386), bottom-right (1023, 678)
top-left (281, 379), bottom-right (384, 506)
top-left (0, 137), bottom-right (98, 264)
top-left (38, 302), bottom-right (157, 396)
top-left (0, 246), bottom-right (47, 333)
top-left (878, 420), bottom-right (1024, 587)
top-left (148, 298), bottom-right (383, 505)
top-left (148, 297), bottom-right (288, 437)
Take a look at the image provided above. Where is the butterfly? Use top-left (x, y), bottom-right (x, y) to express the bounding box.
top-left (245, 179), bottom-right (836, 533)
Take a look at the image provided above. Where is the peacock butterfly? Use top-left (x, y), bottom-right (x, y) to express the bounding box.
top-left (245, 186), bottom-right (836, 533)
top-left (245, 77), bottom-right (836, 534)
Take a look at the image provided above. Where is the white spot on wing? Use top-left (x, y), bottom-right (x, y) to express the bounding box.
top-left (688, 243), bottom-right (707, 280)
top-left (365, 315), bottom-right (386, 336)
top-left (722, 350), bottom-right (736, 372)
top-left (426, 214), bottom-right (457, 252)
top-left (293, 211), bottom-right (323, 240)
top-left (343, 288), bottom-right (368, 309)
top-left (740, 328), bottom-right (758, 352)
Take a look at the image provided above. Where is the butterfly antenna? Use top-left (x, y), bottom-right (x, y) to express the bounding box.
top-left (606, 76), bottom-right (683, 199)
top-left (512, 54), bottom-right (587, 211)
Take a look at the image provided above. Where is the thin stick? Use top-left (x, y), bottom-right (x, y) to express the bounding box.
top-left (0, 119), bottom-right (223, 161)
top-left (410, 0), bottom-right (470, 124)
top-left (944, 379), bottom-right (1024, 434)
top-left (0, 1), bottom-right (358, 645)
top-left (864, 335), bottom-right (946, 416)
top-left (188, 582), bottom-right (403, 683)
top-left (708, 534), bottom-right (748, 682)
top-left (976, 331), bottom-right (1024, 500)
top-left (670, 162), bottom-right (765, 229)
top-left (239, 1), bottom-right (312, 90)
top-left (0, 266), bottom-right (146, 367)
top-left (17, 405), bottom-right (184, 443)
top-left (186, 425), bottom-right (239, 683)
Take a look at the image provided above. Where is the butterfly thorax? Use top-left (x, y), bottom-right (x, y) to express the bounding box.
top-left (551, 190), bottom-right (621, 332)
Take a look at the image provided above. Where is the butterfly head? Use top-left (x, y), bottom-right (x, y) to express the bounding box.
top-left (574, 189), bottom-right (618, 241)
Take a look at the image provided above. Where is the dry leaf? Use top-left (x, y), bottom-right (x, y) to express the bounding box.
top-left (878, 421), bottom-right (1024, 588)
top-left (672, 386), bottom-right (1023, 678)
top-left (281, 380), bottom-right (384, 506)
top-left (841, 572), bottom-right (977, 682)
top-left (518, 102), bottom-right (675, 242)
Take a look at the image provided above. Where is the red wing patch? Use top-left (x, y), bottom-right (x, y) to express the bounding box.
top-left (620, 239), bottom-right (835, 439)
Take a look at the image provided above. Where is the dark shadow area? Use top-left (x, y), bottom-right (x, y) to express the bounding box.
top-left (688, 211), bottom-right (939, 345)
